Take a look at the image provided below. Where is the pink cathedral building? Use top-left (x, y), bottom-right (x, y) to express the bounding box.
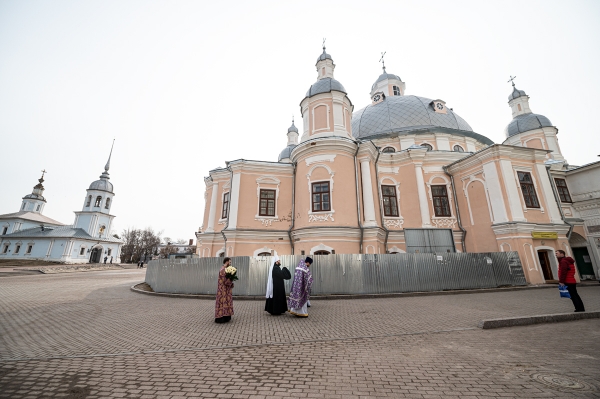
top-left (196, 46), bottom-right (599, 285)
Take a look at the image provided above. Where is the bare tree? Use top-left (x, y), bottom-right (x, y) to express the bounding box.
top-left (120, 227), bottom-right (162, 263)
top-left (175, 238), bottom-right (187, 244)
top-left (159, 243), bottom-right (178, 259)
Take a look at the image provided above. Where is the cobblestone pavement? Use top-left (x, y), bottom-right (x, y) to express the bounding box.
top-left (1, 270), bottom-right (599, 398)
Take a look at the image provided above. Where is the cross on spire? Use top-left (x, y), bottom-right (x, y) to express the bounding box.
top-left (104, 139), bottom-right (115, 173)
top-left (41, 169), bottom-right (47, 179)
top-left (508, 75), bottom-right (517, 87)
top-left (379, 51), bottom-right (386, 72)
top-left (322, 38), bottom-right (326, 51)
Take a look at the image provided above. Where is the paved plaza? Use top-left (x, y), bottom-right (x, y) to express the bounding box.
top-left (0, 269), bottom-right (599, 398)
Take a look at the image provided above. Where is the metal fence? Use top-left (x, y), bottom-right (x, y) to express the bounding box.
top-left (145, 251), bottom-right (526, 296)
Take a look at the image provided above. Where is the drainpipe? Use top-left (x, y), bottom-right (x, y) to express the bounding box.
top-left (221, 163), bottom-right (233, 254)
top-left (443, 166), bottom-right (467, 252)
top-left (353, 143), bottom-right (364, 254)
top-left (372, 142), bottom-right (388, 253)
top-left (287, 162), bottom-right (297, 254)
top-left (545, 165), bottom-right (573, 239)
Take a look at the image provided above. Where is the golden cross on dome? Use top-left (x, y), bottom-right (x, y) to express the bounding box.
top-left (322, 38), bottom-right (326, 50)
top-left (508, 75), bottom-right (517, 87)
top-left (379, 51), bottom-right (387, 72)
top-left (41, 169), bottom-right (47, 178)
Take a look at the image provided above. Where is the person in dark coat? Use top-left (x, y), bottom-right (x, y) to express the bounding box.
top-left (556, 249), bottom-right (585, 312)
top-left (265, 255), bottom-right (291, 315)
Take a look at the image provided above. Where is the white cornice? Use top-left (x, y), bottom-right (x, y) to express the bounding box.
top-left (491, 222), bottom-right (570, 236)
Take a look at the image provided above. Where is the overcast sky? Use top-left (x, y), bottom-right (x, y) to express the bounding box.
top-left (1, 0), bottom-right (599, 241)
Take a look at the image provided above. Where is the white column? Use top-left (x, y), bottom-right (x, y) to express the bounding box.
top-left (535, 163), bottom-right (563, 224)
top-left (360, 159), bottom-right (377, 227)
top-left (227, 173), bottom-right (242, 229)
top-left (482, 161), bottom-right (509, 223)
top-left (499, 160), bottom-right (526, 222)
top-left (205, 182), bottom-right (219, 233)
top-left (414, 163), bottom-right (431, 227)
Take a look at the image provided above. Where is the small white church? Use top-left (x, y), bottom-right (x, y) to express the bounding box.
top-left (0, 148), bottom-right (123, 263)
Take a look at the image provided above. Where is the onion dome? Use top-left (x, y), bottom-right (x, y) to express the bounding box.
top-left (305, 78), bottom-right (347, 98)
top-left (316, 48), bottom-right (332, 64)
top-left (508, 86), bottom-right (527, 101)
top-left (371, 72), bottom-right (402, 91)
top-left (23, 172), bottom-right (46, 202)
top-left (288, 121), bottom-right (298, 133)
top-left (505, 113), bottom-right (553, 137)
top-left (89, 141), bottom-right (115, 193)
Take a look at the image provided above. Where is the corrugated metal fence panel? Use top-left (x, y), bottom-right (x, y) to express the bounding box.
top-left (145, 251), bottom-right (526, 295)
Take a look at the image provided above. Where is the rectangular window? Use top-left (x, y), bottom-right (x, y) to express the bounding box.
top-left (80, 247), bottom-right (85, 255)
top-left (221, 192), bottom-right (230, 219)
top-left (518, 171), bottom-right (540, 208)
top-left (26, 245), bottom-right (32, 254)
top-left (2, 245), bottom-right (8, 254)
top-left (432, 185), bottom-right (451, 217)
top-left (108, 248), bottom-right (112, 256)
top-left (259, 189), bottom-right (276, 216)
top-left (1, 227), bottom-right (7, 235)
top-left (311, 182), bottom-right (331, 212)
top-left (554, 178), bottom-right (572, 203)
top-left (381, 185), bottom-right (399, 217)
top-left (15, 245), bottom-right (21, 254)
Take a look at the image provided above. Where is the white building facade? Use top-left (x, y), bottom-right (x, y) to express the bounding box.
top-left (0, 150), bottom-right (123, 264)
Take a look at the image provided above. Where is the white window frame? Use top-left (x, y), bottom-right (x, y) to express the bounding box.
top-left (311, 103), bottom-right (331, 133)
top-left (255, 176), bottom-right (280, 220)
top-left (1, 242), bottom-right (10, 254)
top-left (379, 177), bottom-right (404, 229)
top-left (513, 167), bottom-right (545, 213)
top-left (306, 164), bottom-right (335, 222)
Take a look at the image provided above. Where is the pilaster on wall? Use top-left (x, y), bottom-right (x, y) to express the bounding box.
top-left (206, 182), bottom-right (219, 233)
top-left (227, 172), bottom-right (242, 229)
top-left (499, 159), bottom-right (526, 222)
top-left (535, 163), bottom-right (564, 224)
top-left (482, 162), bottom-right (508, 223)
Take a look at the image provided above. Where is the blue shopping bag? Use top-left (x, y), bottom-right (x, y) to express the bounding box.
top-left (559, 285), bottom-right (571, 299)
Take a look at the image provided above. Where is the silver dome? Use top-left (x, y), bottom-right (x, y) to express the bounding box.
top-left (305, 78), bottom-right (347, 98)
top-left (89, 171), bottom-right (114, 193)
top-left (352, 95), bottom-right (477, 139)
top-left (278, 144), bottom-right (296, 162)
top-left (505, 113), bottom-right (553, 137)
top-left (316, 50), bottom-right (332, 64)
top-left (288, 122), bottom-right (298, 133)
top-left (371, 72), bottom-right (402, 90)
top-left (508, 86), bottom-right (527, 101)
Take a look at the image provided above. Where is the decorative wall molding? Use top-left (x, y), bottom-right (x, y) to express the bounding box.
top-left (305, 154), bottom-right (336, 166)
top-left (255, 218), bottom-right (275, 227)
top-left (384, 218), bottom-right (404, 229)
top-left (309, 213), bottom-right (334, 223)
top-left (431, 218), bottom-right (457, 228)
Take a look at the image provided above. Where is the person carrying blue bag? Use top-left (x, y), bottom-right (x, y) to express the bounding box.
top-left (556, 249), bottom-right (585, 312)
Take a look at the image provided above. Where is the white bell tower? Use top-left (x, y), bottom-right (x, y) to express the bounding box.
top-left (73, 142), bottom-right (116, 238)
top-left (20, 170), bottom-right (48, 214)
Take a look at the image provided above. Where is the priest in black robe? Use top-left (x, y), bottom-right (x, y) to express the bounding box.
top-left (265, 255), bottom-right (291, 315)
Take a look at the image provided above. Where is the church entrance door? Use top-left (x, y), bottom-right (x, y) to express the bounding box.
top-left (537, 250), bottom-right (553, 281)
top-left (90, 247), bottom-right (102, 263)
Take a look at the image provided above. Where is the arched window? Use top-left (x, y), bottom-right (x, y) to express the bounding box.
top-left (314, 250), bottom-right (330, 255)
top-left (94, 196), bottom-right (102, 207)
top-left (257, 252), bottom-right (271, 257)
top-left (382, 147), bottom-right (396, 153)
top-left (453, 145), bottom-right (464, 152)
top-left (105, 198), bottom-right (111, 209)
top-left (86, 195), bottom-right (92, 207)
top-left (421, 143), bottom-right (433, 151)
top-left (99, 225), bottom-right (106, 236)
top-left (393, 86), bottom-right (401, 96)
top-left (219, 252), bottom-right (225, 258)
top-left (36, 204), bottom-right (41, 211)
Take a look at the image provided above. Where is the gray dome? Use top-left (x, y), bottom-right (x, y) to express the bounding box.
top-left (278, 144), bottom-right (296, 162)
top-left (505, 113), bottom-right (553, 137)
top-left (316, 49), bottom-right (332, 63)
top-left (352, 95), bottom-right (477, 140)
top-left (89, 172), bottom-right (114, 193)
top-left (508, 86), bottom-right (527, 101)
top-left (371, 72), bottom-right (402, 90)
top-left (305, 78), bottom-right (347, 98)
top-left (288, 122), bottom-right (298, 133)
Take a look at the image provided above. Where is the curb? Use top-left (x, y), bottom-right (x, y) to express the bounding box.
top-left (478, 311), bottom-right (600, 329)
top-left (130, 282), bottom-right (562, 301)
